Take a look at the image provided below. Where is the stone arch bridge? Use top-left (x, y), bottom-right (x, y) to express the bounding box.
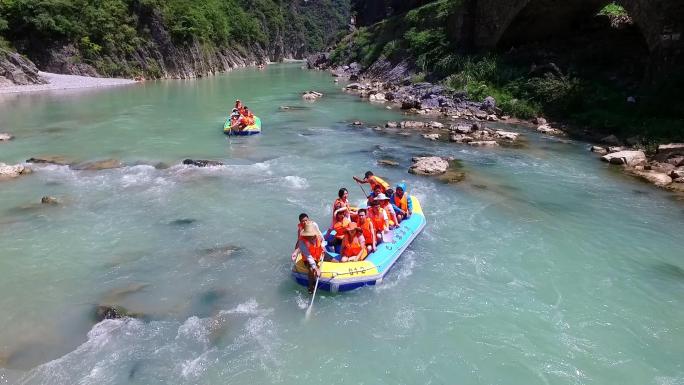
top-left (468, 0), bottom-right (682, 66)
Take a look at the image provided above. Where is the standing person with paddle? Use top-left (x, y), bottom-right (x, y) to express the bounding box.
top-left (353, 171), bottom-right (390, 196)
top-left (297, 222), bottom-right (324, 294)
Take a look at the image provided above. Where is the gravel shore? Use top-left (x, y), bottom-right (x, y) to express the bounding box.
top-left (0, 72), bottom-right (136, 95)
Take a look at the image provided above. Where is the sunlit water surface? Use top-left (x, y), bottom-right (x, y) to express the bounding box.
top-left (1, 63), bottom-right (682, 385)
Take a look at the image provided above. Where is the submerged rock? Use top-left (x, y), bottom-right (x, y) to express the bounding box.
top-left (378, 159), bottom-right (400, 167)
top-left (93, 305), bottom-right (131, 322)
top-left (182, 159), bottom-right (224, 167)
top-left (71, 159), bottom-right (123, 171)
top-left (302, 91), bottom-right (323, 101)
top-left (170, 218), bottom-right (197, 226)
top-left (537, 124), bottom-right (564, 135)
top-left (468, 141), bottom-right (499, 147)
top-left (102, 283), bottom-right (150, 303)
top-left (422, 133), bottom-right (439, 141)
top-left (495, 130), bottom-right (520, 141)
top-left (26, 156), bottom-right (73, 166)
top-left (40, 196), bottom-right (59, 205)
top-left (409, 156), bottom-right (450, 176)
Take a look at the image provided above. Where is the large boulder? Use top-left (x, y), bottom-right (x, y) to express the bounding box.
top-left (0, 48), bottom-right (48, 85)
top-left (306, 52), bottom-right (331, 70)
top-left (601, 151), bottom-right (647, 167)
top-left (591, 146), bottom-right (608, 154)
top-left (0, 163), bottom-right (32, 179)
top-left (41, 196), bottom-right (59, 205)
top-left (482, 96), bottom-right (496, 112)
top-left (409, 157), bottom-right (450, 175)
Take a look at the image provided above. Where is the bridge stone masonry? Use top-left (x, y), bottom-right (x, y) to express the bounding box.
top-left (469, 0), bottom-right (683, 71)
top-left (352, 0), bottom-right (683, 73)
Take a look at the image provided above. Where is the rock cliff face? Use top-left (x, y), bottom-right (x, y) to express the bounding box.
top-left (2, 1), bottom-right (351, 80)
top-left (353, 0), bottom-right (429, 26)
top-left (0, 48), bottom-right (47, 86)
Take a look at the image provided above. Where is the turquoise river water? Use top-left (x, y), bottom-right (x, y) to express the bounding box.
top-left (0, 63), bottom-right (683, 385)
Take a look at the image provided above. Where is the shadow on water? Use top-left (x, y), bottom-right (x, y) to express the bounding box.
top-left (652, 262), bottom-right (684, 281)
top-left (169, 218), bottom-right (197, 226)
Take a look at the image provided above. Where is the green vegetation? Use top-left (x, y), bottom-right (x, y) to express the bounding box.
top-left (598, 2), bottom-right (628, 18)
top-left (0, 0), bottom-right (350, 77)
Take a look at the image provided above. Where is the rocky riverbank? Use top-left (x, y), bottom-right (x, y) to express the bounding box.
top-left (308, 53), bottom-right (684, 196)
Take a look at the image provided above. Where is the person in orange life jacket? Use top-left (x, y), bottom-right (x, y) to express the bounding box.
top-left (341, 222), bottom-right (367, 262)
top-left (355, 208), bottom-right (376, 253)
top-left (332, 187), bottom-right (357, 225)
top-left (389, 183), bottom-right (412, 222)
top-left (235, 99), bottom-right (243, 112)
top-left (353, 171), bottom-right (389, 194)
top-left (297, 222), bottom-right (324, 294)
top-left (325, 208), bottom-right (351, 253)
top-left (366, 184), bottom-right (383, 206)
top-left (292, 213), bottom-right (323, 261)
top-left (368, 196), bottom-right (390, 242)
top-left (377, 191), bottom-right (399, 229)
top-left (242, 106), bottom-right (255, 125)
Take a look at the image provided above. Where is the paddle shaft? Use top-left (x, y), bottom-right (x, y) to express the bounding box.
top-left (305, 272), bottom-right (320, 319)
top-left (355, 180), bottom-right (369, 198)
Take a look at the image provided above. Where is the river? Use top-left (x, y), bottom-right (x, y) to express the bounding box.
top-left (0, 63), bottom-right (682, 385)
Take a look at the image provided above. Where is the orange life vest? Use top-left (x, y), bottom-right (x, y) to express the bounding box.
top-left (356, 219), bottom-right (374, 245)
top-left (333, 198), bottom-right (350, 213)
top-left (369, 176), bottom-right (390, 193)
top-left (302, 237), bottom-right (323, 262)
top-left (392, 193), bottom-right (408, 212)
top-left (333, 218), bottom-right (351, 239)
top-left (342, 234), bottom-right (363, 257)
top-left (369, 207), bottom-right (387, 232)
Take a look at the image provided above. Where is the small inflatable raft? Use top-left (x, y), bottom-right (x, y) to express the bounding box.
top-left (223, 116), bottom-right (262, 136)
top-left (292, 196), bottom-right (426, 292)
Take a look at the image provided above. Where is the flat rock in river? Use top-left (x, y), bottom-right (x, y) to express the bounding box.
top-left (0, 163), bottom-right (32, 179)
top-left (26, 156), bottom-right (73, 166)
top-left (601, 151), bottom-right (647, 167)
top-left (409, 157), bottom-right (449, 175)
top-left (182, 159), bottom-right (224, 167)
top-left (0, 132), bottom-right (13, 141)
top-left (72, 159), bottom-right (123, 170)
top-left (629, 170), bottom-right (673, 187)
